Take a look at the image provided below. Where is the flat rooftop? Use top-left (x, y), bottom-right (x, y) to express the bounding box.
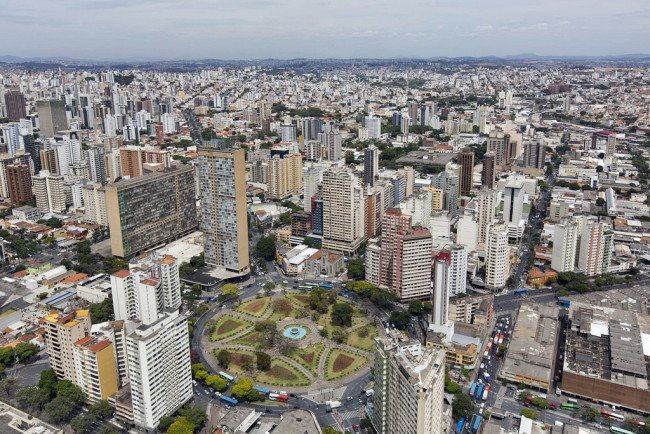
top-left (564, 285), bottom-right (650, 314)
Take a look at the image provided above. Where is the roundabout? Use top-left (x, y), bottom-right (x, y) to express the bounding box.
top-left (200, 289), bottom-right (377, 391)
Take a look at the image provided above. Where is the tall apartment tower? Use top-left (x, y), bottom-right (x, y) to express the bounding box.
top-left (372, 337), bottom-right (445, 434)
top-left (43, 310), bottom-right (92, 382)
top-left (119, 147), bottom-right (144, 178)
top-left (482, 152), bottom-right (496, 189)
top-left (606, 135), bottom-right (617, 158)
top-left (72, 336), bottom-right (119, 402)
top-left (578, 218), bottom-right (613, 276)
top-left (32, 170), bottom-right (66, 214)
top-left (551, 219), bottom-right (579, 273)
top-left (457, 147), bottom-right (475, 195)
top-left (280, 124), bottom-right (297, 142)
top-left (486, 132), bottom-right (511, 168)
top-left (364, 116), bottom-right (381, 139)
top-left (477, 188), bottom-right (497, 245)
top-left (6, 164), bottom-right (32, 206)
top-left (431, 171), bottom-right (458, 218)
top-left (4, 90), bottom-right (27, 121)
top-left (267, 153), bottom-right (303, 200)
top-left (432, 255), bottom-right (449, 326)
top-left (449, 245), bottom-right (468, 296)
top-left (364, 145), bottom-right (379, 186)
top-left (36, 99), bottom-right (68, 137)
top-left (523, 140), bottom-right (546, 170)
top-left (485, 222), bottom-right (509, 290)
top-left (87, 145), bottom-right (107, 184)
top-left (83, 183), bottom-right (108, 226)
top-left (111, 254), bottom-right (182, 325)
top-left (322, 130), bottom-right (342, 160)
top-left (504, 178), bottom-right (525, 225)
top-left (302, 164), bottom-right (323, 212)
top-left (127, 310), bottom-right (193, 431)
top-left (105, 166), bottom-right (198, 258)
top-left (378, 209), bottom-right (412, 291)
top-left (198, 146), bottom-right (249, 273)
top-left (321, 168), bottom-right (366, 254)
top-left (407, 101), bottom-right (419, 124)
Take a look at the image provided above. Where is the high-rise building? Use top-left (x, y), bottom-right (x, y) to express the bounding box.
top-left (198, 146), bottom-right (249, 273)
top-left (485, 223), bottom-right (509, 290)
top-left (371, 337), bottom-right (445, 434)
top-left (432, 254), bottom-right (449, 326)
top-left (477, 188), bottom-right (497, 245)
top-left (378, 209), bottom-right (412, 291)
top-left (83, 183), bottom-right (108, 226)
top-left (72, 336), bottom-right (119, 402)
top-left (523, 140), bottom-right (546, 170)
top-left (127, 310), bottom-right (192, 431)
top-left (457, 147), bottom-right (474, 195)
top-left (486, 131), bottom-right (511, 168)
top-left (119, 147), bottom-right (144, 178)
top-left (456, 215), bottom-right (478, 252)
top-left (407, 101), bottom-right (419, 124)
top-left (4, 90), bottom-right (27, 121)
top-left (1, 122), bottom-right (22, 156)
top-left (111, 254), bottom-right (181, 325)
top-left (161, 113), bottom-right (176, 134)
top-left (551, 219), bottom-right (579, 273)
top-left (43, 310), bottom-right (91, 382)
top-left (503, 178), bottom-right (525, 225)
top-left (365, 116), bottom-right (381, 139)
top-left (23, 134), bottom-right (43, 174)
top-left (321, 168), bottom-right (366, 254)
top-left (32, 170), bottom-right (66, 214)
top-left (606, 135), bottom-right (617, 158)
top-left (431, 171), bottom-right (458, 218)
top-left (280, 124), bottom-right (297, 142)
top-left (482, 152), bottom-right (496, 188)
top-left (105, 166), bottom-right (198, 258)
top-left (449, 245), bottom-right (468, 296)
top-left (36, 99), bottom-right (68, 137)
top-left (87, 145), bottom-right (107, 184)
top-left (302, 164), bottom-right (323, 212)
top-left (267, 153), bottom-right (302, 200)
top-left (578, 218), bottom-right (613, 276)
top-left (321, 130), bottom-right (342, 160)
top-left (6, 164), bottom-right (32, 206)
top-left (364, 145), bottom-right (379, 186)
top-left (311, 196), bottom-right (323, 235)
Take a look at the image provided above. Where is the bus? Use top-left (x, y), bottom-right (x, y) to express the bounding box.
top-left (610, 428), bottom-right (635, 434)
top-left (560, 403), bottom-right (580, 411)
top-left (220, 395), bottom-right (238, 406)
top-left (482, 385), bottom-right (489, 401)
top-left (277, 394), bottom-right (289, 402)
top-left (472, 416), bottom-right (482, 433)
top-left (455, 418), bottom-right (465, 434)
top-left (319, 283), bottom-right (333, 289)
top-left (469, 382), bottom-right (477, 398)
top-left (601, 410), bottom-right (625, 422)
top-left (253, 387), bottom-right (270, 396)
top-left (298, 285), bottom-right (312, 291)
top-left (305, 282), bottom-right (319, 287)
top-left (514, 288), bottom-right (527, 295)
top-left (476, 384), bottom-right (484, 400)
top-left (218, 371), bottom-right (234, 384)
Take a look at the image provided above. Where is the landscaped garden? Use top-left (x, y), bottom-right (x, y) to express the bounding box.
top-left (253, 357), bottom-right (311, 387)
top-left (286, 343), bottom-right (326, 376)
top-left (235, 297), bottom-right (271, 318)
top-left (346, 324), bottom-right (378, 352)
top-left (209, 315), bottom-right (254, 341)
top-left (325, 349), bottom-right (368, 381)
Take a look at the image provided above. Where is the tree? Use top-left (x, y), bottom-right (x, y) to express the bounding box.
top-left (256, 351), bottom-right (271, 370)
top-left (331, 328), bottom-right (347, 343)
top-left (263, 281), bottom-right (275, 295)
top-left (38, 369), bottom-right (59, 398)
top-left (446, 381), bottom-right (460, 393)
top-left (596, 197), bottom-right (605, 206)
top-left (423, 301), bottom-right (433, 311)
top-left (521, 408), bottom-right (538, 420)
top-left (583, 407), bottom-right (600, 422)
top-left (452, 393), bottom-right (475, 421)
top-left (531, 397), bottom-right (549, 408)
top-left (158, 416), bottom-right (175, 432)
top-left (14, 342), bottom-right (38, 361)
top-left (347, 259), bottom-right (365, 280)
top-left (484, 410), bottom-right (491, 420)
top-left (89, 298), bottom-right (114, 324)
top-left (46, 217), bottom-right (62, 228)
top-left (389, 310), bottom-right (412, 329)
top-left (0, 377), bottom-right (18, 397)
top-left (231, 377), bottom-right (254, 400)
top-left (0, 347), bottom-right (14, 365)
top-left (322, 428), bottom-right (341, 434)
top-left (16, 386), bottom-right (49, 410)
top-left (255, 235), bottom-right (277, 260)
top-left (45, 396), bottom-right (76, 423)
top-left (167, 416), bottom-right (195, 434)
top-left (56, 380), bottom-right (86, 408)
top-left (221, 283), bottom-right (239, 298)
top-left (60, 258), bottom-right (73, 269)
top-left (89, 400), bottom-right (114, 419)
top-left (217, 350), bottom-right (231, 368)
top-left (408, 300), bottom-right (423, 316)
top-left (331, 302), bottom-right (354, 327)
top-left (71, 413), bottom-right (97, 433)
top-left (77, 240), bottom-right (91, 255)
top-left (272, 298), bottom-right (292, 316)
top-left (205, 375), bottom-right (228, 392)
top-left (179, 407), bottom-right (207, 429)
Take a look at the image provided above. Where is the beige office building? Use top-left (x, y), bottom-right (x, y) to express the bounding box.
top-left (43, 310), bottom-right (91, 383)
top-left (32, 170), bottom-right (66, 214)
top-left (267, 153), bottom-right (303, 199)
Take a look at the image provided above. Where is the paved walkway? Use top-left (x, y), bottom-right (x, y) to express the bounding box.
top-left (199, 291), bottom-right (375, 393)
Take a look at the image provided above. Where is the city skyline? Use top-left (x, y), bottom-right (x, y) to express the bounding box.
top-left (1, 0), bottom-right (648, 60)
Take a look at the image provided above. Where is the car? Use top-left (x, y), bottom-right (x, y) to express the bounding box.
top-left (346, 396), bottom-right (353, 401)
top-left (221, 305), bottom-right (226, 308)
top-left (289, 393), bottom-right (296, 398)
top-left (265, 408), bottom-right (270, 413)
top-left (293, 405), bottom-right (299, 409)
top-left (225, 405), bottom-right (230, 409)
top-left (326, 409), bottom-right (332, 413)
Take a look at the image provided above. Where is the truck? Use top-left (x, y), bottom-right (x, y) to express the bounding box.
top-left (498, 334), bottom-right (504, 345)
top-left (329, 400), bottom-right (343, 409)
top-left (484, 372), bottom-right (491, 383)
top-left (483, 349), bottom-right (489, 359)
top-left (269, 393), bottom-right (280, 401)
top-left (482, 388), bottom-right (489, 401)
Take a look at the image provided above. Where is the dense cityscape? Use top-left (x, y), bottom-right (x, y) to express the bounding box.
top-left (0, 54), bottom-right (649, 434)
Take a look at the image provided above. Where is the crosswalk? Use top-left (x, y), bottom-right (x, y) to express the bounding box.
top-left (336, 408), bottom-right (362, 421)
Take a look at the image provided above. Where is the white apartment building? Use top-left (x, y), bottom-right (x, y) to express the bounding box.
top-left (161, 113), bottom-right (176, 134)
top-left (449, 245), bottom-right (468, 296)
top-left (127, 310), bottom-right (193, 431)
top-left (72, 336), bottom-right (119, 402)
top-left (321, 168), bottom-right (366, 254)
top-left (43, 310), bottom-right (91, 383)
top-left (551, 219), bottom-right (579, 273)
top-left (399, 228), bottom-right (433, 301)
top-left (432, 258), bottom-right (449, 327)
top-left (82, 182), bottom-right (108, 226)
top-left (485, 223), bottom-right (508, 289)
top-left (578, 217), bottom-right (613, 276)
top-left (477, 188), bottom-right (497, 246)
top-left (365, 116), bottom-right (381, 139)
top-left (32, 170), bottom-right (66, 214)
top-left (456, 214), bottom-right (478, 252)
top-left (372, 337), bottom-right (446, 434)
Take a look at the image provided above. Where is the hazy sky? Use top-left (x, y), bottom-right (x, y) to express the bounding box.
top-left (1, 0), bottom-right (647, 60)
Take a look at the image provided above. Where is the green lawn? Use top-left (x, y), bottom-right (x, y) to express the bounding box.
top-left (346, 325), bottom-right (378, 352)
top-left (324, 349), bottom-right (368, 381)
top-left (235, 297), bottom-right (271, 318)
top-left (254, 358), bottom-right (311, 387)
top-left (229, 330), bottom-right (263, 348)
top-left (213, 348), bottom-right (257, 376)
top-left (209, 315), bottom-right (253, 341)
top-left (286, 293), bottom-right (310, 307)
top-left (286, 343), bottom-right (325, 376)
